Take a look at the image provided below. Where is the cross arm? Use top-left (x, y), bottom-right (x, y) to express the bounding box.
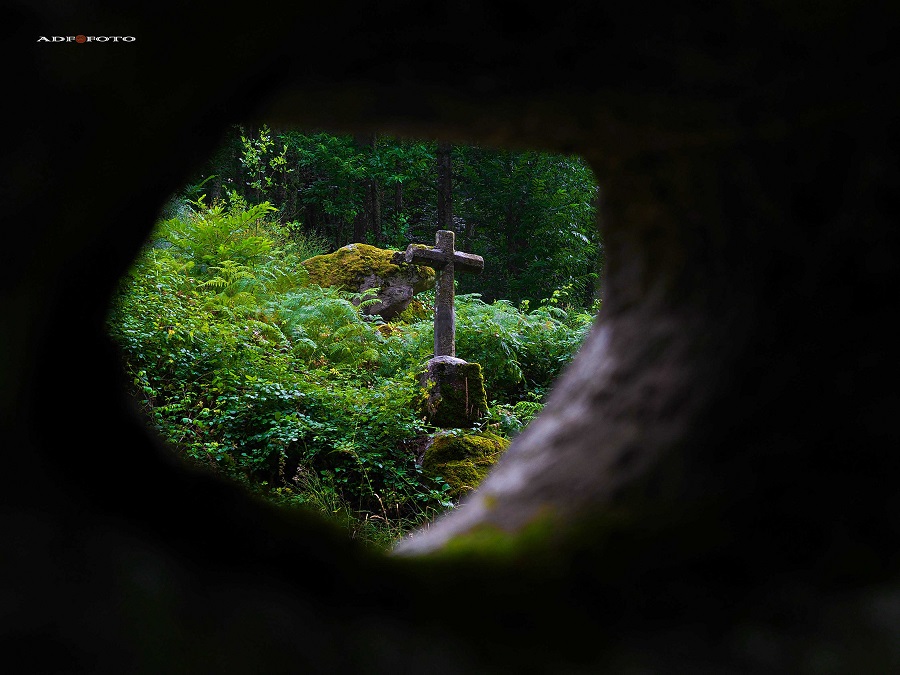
top-left (450, 251), bottom-right (484, 273)
top-left (401, 245), bottom-right (449, 268)
top-left (398, 244), bottom-right (484, 274)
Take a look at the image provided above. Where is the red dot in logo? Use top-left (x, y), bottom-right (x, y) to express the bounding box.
top-left (75, 34), bottom-right (86, 43)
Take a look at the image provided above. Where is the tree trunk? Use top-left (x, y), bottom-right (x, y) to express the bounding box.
top-left (394, 180), bottom-right (404, 240)
top-left (371, 179), bottom-right (382, 246)
top-left (352, 133), bottom-right (377, 243)
top-left (437, 142), bottom-right (453, 232)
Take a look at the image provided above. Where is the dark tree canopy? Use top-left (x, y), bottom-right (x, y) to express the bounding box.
top-left (191, 125), bottom-right (602, 309)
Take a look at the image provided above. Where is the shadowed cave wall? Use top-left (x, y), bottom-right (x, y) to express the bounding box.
top-left (3, 2), bottom-right (899, 672)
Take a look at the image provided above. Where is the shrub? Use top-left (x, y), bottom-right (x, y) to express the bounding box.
top-left (107, 201), bottom-right (596, 546)
top-left (107, 201), bottom-right (454, 545)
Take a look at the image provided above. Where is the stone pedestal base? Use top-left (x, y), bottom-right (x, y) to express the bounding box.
top-left (417, 356), bottom-right (487, 428)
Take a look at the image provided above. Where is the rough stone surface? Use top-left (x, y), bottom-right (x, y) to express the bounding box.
top-left (417, 356), bottom-right (488, 428)
top-left (422, 431), bottom-right (509, 500)
top-left (6, 3), bottom-right (900, 673)
top-left (302, 243), bottom-right (435, 320)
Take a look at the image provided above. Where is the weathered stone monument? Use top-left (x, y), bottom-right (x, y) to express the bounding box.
top-left (395, 230), bottom-right (488, 427)
top-left (395, 230), bottom-right (484, 358)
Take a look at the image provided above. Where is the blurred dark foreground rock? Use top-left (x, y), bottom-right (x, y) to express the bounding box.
top-left (3, 3), bottom-right (899, 672)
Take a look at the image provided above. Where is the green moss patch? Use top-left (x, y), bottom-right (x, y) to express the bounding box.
top-left (301, 243), bottom-right (434, 292)
top-left (417, 359), bottom-right (488, 428)
top-left (422, 430), bottom-right (509, 499)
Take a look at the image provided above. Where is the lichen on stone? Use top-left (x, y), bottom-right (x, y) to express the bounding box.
top-left (416, 358), bottom-right (488, 428)
top-left (396, 298), bottom-right (428, 323)
top-left (421, 430), bottom-right (509, 499)
top-left (301, 243), bottom-right (435, 319)
top-left (302, 243), bottom-right (393, 289)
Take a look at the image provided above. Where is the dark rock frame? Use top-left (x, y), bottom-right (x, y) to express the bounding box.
top-left (4, 3), bottom-right (899, 672)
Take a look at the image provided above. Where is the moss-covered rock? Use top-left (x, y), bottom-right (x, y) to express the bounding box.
top-left (396, 298), bottom-right (428, 323)
top-left (417, 356), bottom-right (488, 428)
top-left (422, 430), bottom-right (510, 499)
top-left (301, 243), bottom-right (435, 320)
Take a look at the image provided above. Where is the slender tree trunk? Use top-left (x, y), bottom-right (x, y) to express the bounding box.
top-left (464, 219), bottom-right (476, 245)
top-left (352, 133), bottom-right (377, 243)
top-left (437, 142), bottom-right (453, 231)
top-left (394, 181), bottom-right (404, 239)
top-left (371, 180), bottom-right (382, 246)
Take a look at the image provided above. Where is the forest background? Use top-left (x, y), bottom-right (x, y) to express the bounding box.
top-left (106, 125), bottom-right (604, 547)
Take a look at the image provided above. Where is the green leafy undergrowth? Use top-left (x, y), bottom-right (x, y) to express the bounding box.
top-left (107, 200), bottom-right (596, 547)
top-left (380, 287), bottom-right (597, 404)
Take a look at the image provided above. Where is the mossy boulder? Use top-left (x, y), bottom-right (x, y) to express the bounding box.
top-left (301, 243), bottom-right (435, 320)
top-left (417, 356), bottom-right (488, 428)
top-left (422, 430), bottom-right (510, 499)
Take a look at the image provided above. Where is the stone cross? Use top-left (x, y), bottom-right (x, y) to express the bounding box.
top-left (398, 230), bottom-right (484, 357)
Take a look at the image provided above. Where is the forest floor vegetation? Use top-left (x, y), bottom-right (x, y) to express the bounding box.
top-left (107, 135), bottom-right (600, 548)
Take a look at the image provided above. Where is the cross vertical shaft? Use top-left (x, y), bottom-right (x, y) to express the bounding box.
top-left (434, 230), bottom-right (456, 357)
top-left (397, 229), bottom-right (485, 359)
